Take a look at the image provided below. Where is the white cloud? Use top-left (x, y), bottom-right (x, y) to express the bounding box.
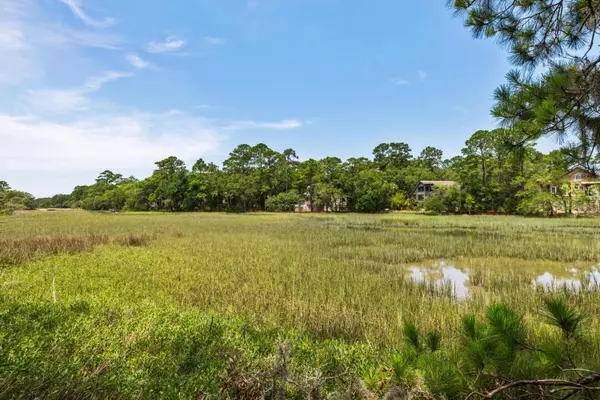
top-left (0, 111), bottom-right (226, 172)
top-left (391, 78), bottom-right (409, 85)
top-left (194, 105), bottom-right (211, 109)
top-left (146, 36), bottom-right (185, 53)
top-left (224, 119), bottom-right (303, 130)
top-left (59, 0), bottom-right (116, 28)
top-left (127, 54), bottom-right (152, 70)
top-left (204, 37), bottom-right (226, 45)
top-left (418, 70), bottom-right (428, 81)
top-left (0, 0), bottom-right (303, 195)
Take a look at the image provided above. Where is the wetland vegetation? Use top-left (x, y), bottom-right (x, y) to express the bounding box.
top-left (2, 211), bottom-right (600, 398)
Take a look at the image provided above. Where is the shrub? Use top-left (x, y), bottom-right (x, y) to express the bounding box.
top-left (265, 190), bottom-right (304, 212)
top-left (422, 184), bottom-right (464, 213)
top-left (391, 192), bottom-right (412, 210)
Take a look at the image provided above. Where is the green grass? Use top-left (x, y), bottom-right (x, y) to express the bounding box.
top-left (1, 211), bottom-right (600, 398)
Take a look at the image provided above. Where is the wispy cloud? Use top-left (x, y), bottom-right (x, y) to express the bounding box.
top-left (25, 89), bottom-right (90, 113)
top-left (453, 105), bottom-right (469, 115)
top-left (194, 105), bottom-right (211, 109)
top-left (204, 37), bottom-right (226, 45)
top-left (0, 25), bottom-right (27, 51)
top-left (0, 0), bottom-right (123, 84)
top-left (224, 119), bottom-right (303, 130)
top-left (391, 78), bottom-right (410, 85)
top-left (59, 0), bottom-right (116, 28)
top-left (418, 70), bottom-right (428, 81)
top-left (84, 71), bottom-right (133, 91)
top-left (0, 0), bottom-right (43, 84)
top-left (26, 71), bottom-right (134, 113)
top-left (146, 36), bottom-right (185, 53)
top-left (40, 27), bottom-right (122, 50)
top-left (127, 54), bottom-right (152, 70)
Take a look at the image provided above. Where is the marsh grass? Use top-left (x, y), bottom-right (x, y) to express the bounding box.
top-left (1, 211), bottom-right (600, 398)
top-left (114, 233), bottom-right (155, 247)
top-left (0, 234), bottom-right (110, 267)
top-left (0, 233), bottom-right (158, 267)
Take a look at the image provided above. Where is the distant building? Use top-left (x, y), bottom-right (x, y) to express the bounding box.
top-left (413, 180), bottom-right (457, 202)
top-left (294, 186), bottom-right (341, 212)
top-left (565, 167), bottom-right (600, 194)
top-left (551, 168), bottom-right (600, 196)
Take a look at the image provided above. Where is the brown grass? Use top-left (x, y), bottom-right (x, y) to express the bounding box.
top-left (0, 233), bottom-right (156, 267)
top-left (0, 235), bottom-right (109, 267)
top-left (115, 233), bottom-right (155, 247)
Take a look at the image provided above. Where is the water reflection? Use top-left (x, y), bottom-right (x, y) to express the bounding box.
top-left (408, 263), bottom-right (600, 299)
top-left (409, 264), bottom-right (469, 300)
top-left (533, 268), bottom-right (600, 292)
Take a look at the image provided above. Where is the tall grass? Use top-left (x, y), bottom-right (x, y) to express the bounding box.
top-left (1, 211), bottom-right (600, 398)
top-left (0, 235), bottom-right (109, 267)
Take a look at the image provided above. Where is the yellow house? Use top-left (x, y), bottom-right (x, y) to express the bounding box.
top-left (563, 167), bottom-right (600, 195)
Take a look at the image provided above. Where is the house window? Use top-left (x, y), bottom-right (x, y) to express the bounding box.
top-left (417, 194), bottom-right (424, 201)
top-left (425, 185), bottom-right (430, 192)
top-left (551, 186), bottom-right (557, 194)
top-left (575, 173), bottom-right (582, 181)
top-left (575, 185), bottom-right (582, 191)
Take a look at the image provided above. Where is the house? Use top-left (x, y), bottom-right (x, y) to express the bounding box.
top-left (413, 180), bottom-right (457, 202)
top-left (551, 168), bottom-right (600, 195)
top-left (565, 167), bottom-right (600, 194)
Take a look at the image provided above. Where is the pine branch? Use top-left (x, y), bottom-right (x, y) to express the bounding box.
top-left (471, 373), bottom-right (600, 399)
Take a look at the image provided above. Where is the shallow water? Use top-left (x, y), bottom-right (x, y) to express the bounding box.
top-left (408, 263), bottom-right (600, 300)
top-left (409, 263), bottom-right (470, 299)
top-left (533, 268), bottom-right (600, 291)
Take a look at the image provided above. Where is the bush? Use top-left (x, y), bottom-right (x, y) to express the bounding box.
top-left (421, 191), bottom-right (446, 213)
top-left (421, 184), bottom-right (463, 214)
top-left (265, 190), bottom-right (304, 212)
top-left (391, 192), bottom-right (412, 210)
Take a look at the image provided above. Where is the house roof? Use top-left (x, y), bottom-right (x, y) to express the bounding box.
top-left (567, 167), bottom-right (596, 176)
top-left (419, 180), bottom-right (457, 186)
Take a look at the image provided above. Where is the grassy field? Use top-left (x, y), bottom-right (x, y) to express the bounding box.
top-left (1, 211), bottom-right (600, 398)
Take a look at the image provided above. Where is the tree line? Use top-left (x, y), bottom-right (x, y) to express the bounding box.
top-left (4, 0), bottom-right (600, 217)
top-left (3, 129), bottom-right (589, 216)
top-left (0, 181), bottom-right (35, 214)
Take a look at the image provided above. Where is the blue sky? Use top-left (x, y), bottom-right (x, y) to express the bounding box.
top-left (2, 0), bottom-right (528, 196)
